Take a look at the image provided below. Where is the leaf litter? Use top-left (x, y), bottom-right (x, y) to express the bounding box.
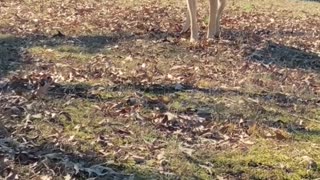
top-left (0, 0), bottom-right (320, 179)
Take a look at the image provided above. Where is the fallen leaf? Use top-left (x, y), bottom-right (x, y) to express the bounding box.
top-left (179, 145), bottom-right (195, 156)
top-left (64, 174), bottom-right (72, 180)
top-left (157, 151), bottom-right (166, 160)
top-left (40, 175), bottom-right (52, 180)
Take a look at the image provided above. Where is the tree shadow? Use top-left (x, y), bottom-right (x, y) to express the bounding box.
top-left (0, 28), bottom-right (183, 81)
top-left (47, 82), bottom-right (319, 124)
top-left (1, 23), bottom-right (319, 81)
top-left (220, 28), bottom-right (320, 72)
top-left (0, 35), bottom-right (28, 77)
top-left (0, 135), bottom-right (177, 179)
top-left (247, 41), bottom-right (320, 72)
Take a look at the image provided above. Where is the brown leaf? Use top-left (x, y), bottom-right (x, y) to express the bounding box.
top-left (274, 129), bottom-right (289, 140)
top-left (34, 77), bottom-right (53, 98)
top-left (131, 154), bottom-right (145, 164)
top-left (179, 145), bottom-right (194, 156)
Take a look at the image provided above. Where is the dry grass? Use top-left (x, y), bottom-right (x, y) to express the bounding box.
top-left (0, 0), bottom-right (320, 179)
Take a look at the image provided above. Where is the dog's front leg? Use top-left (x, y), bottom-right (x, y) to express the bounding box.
top-left (186, 0), bottom-right (199, 42)
top-left (215, 0), bottom-right (226, 36)
top-left (207, 0), bottom-right (218, 39)
top-left (181, 9), bottom-right (190, 33)
top-left (207, 0), bottom-right (226, 39)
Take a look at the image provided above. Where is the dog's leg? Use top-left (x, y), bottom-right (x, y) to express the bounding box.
top-left (181, 9), bottom-right (190, 33)
top-left (214, 0), bottom-right (226, 36)
top-left (207, 0), bottom-right (218, 39)
top-left (186, 0), bottom-right (199, 42)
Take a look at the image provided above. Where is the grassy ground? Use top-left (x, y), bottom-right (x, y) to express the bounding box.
top-left (1, 0), bottom-right (320, 179)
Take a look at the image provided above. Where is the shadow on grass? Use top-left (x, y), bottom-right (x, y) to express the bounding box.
top-left (47, 82), bottom-right (319, 124)
top-left (0, 135), bottom-right (176, 179)
top-left (247, 41), bottom-right (320, 72)
top-left (72, 30), bottom-right (320, 73)
top-left (1, 23), bottom-right (319, 80)
top-left (0, 29), bottom-right (180, 79)
top-left (0, 35), bottom-right (28, 77)
top-left (221, 29), bottom-right (320, 72)
top-left (1, 81), bottom-right (319, 179)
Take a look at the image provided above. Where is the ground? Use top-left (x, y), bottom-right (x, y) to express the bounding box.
top-left (0, 0), bottom-right (320, 179)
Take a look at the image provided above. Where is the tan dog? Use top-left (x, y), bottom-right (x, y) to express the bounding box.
top-left (182, 0), bottom-right (226, 42)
